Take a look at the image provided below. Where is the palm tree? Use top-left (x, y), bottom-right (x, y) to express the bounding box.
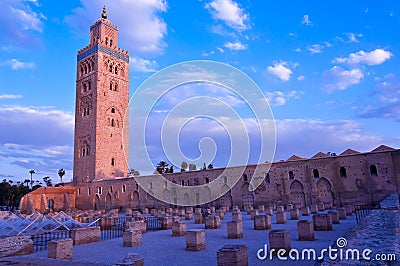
top-left (156, 161), bottom-right (169, 174)
top-left (29, 170), bottom-right (35, 190)
top-left (58, 169), bottom-right (65, 185)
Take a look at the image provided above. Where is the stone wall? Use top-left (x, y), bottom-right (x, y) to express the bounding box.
top-left (0, 236), bottom-right (33, 258)
top-left (70, 226), bottom-right (100, 245)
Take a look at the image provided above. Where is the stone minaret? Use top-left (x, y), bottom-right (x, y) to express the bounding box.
top-left (73, 6), bottom-right (129, 183)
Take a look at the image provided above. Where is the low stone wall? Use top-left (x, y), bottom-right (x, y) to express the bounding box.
top-left (0, 236), bottom-right (33, 258)
top-left (48, 238), bottom-right (73, 260)
top-left (70, 226), bottom-right (100, 245)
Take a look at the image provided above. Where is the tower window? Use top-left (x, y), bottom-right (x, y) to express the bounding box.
top-left (105, 37), bottom-right (108, 45)
top-left (88, 81), bottom-right (91, 90)
top-left (109, 65), bottom-right (113, 73)
top-left (115, 67), bottom-right (118, 75)
top-left (84, 65), bottom-right (87, 74)
top-left (88, 187), bottom-right (91, 195)
top-left (97, 187), bottom-right (102, 194)
top-left (122, 184), bottom-right (126, 193)
top-left (205, 178), bottom-right (210, 184)
top-left (111, 158), bottom-right (115, 166)
top-left (289, 171), bottom-right (294, 180)
top-left (243, 174), bottom-right (248, 182)
top-left (83, 83), bottom-right (87, 92)
top-left (111, 108), bottom-right (115, 113)
top-left (110, 39), bottom-right (113, 47)
top-left (370, 165), bottom-right (378, 177)
top-left (340, 167), bottom-right (347, 178)
top-left (111, 119), bottom-right (115, 127)
top-left (110, 186), bottom-right (113, 192)
top-left (110, 82), bottom-right (113, 90)
top-left (181, 180), bottom-right (184, 186)
top-left (114, 84), bottom-right (117, 91)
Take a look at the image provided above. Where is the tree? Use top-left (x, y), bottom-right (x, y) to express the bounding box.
top-left (207, 164), bottom-right (214, 170)
top-left (156, 161), bottom-right (169, 174)
top-left (58, 169), bottom-right (66, 185)
top-left (43, 176), bottom-right (52, 187)
top-left (29, 169), bottom-right (35, 190)
top-left (203, 163), bottom-right (207, 170)
top-left (181, 162), bottom-right (188, 172)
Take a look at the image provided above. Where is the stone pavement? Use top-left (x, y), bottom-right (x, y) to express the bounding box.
top-left (321, 195), bottom-right (400, 265)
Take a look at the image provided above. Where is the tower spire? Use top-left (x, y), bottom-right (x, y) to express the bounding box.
top-left (102, 5), bottom-right (107, 19)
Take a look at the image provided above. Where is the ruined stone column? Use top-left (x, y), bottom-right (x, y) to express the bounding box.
top-left (269, 229), bottom-right (291, 252)
top-left (297, 220), bottom-right (314, 241)
top-left (217, 245), bottom-right (248, 266)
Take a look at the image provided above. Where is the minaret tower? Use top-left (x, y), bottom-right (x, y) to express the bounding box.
top-left (73, 6), bottom-right (129, 183)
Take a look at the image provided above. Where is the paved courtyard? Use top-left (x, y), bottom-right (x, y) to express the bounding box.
top-left (0, 209), bottom-right (359, 265)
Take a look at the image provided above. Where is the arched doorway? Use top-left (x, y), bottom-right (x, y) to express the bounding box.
top-left (202, 186), bottom-right (212, 203)
top-left (105, 193), bottom-right (112, 210)
top-left (132, 191), bottom-right (139, 209)
top-left (290, 180), bottom-right (306, 207)
top-left (48, 199), bottom-right (54, 211)
top-left (241, 182), bottom-right (254, 208)
top-left (218, 184), bottom-right (232, 208)
top-left (316, 178), bottom-right (333, 204)
top-left (183, 193), bottom-right (190, 205)
top-left (94, 194), bottom-right (100, 210)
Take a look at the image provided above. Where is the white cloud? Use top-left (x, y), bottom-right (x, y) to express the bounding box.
top-left (205, 0), bottom-right (249, 31)
top-left (307, 44), bottom-right (324, 54)
top-left (333, 48), bottom-right (393, 66)
top-left (66, 0), bottom-right (167, 54)
top-left (301, 14), bottom-right (312, 26)
top-left (343, 32), bottom-right (362, 43)
top-left (0, 0), bottom-right (46, 48)
top-left (0, 105), bottom-right (74, 180)
top-left (265, 90), bottom-right (303, 106)
top-left (0, 94), bottom-right (23, 100)
top-left (323, 66), bottom-right (364, 92)
top-left (297, 75), bottom-right (305, 81)
top-left (224, 41), bottom-right (247, 51)
top-left (275, 119), bottom-right (388, 161)
top-left (5, 59), bottom-right (35, 70)
top-left (266, 62), bottom-right (293, 81)
top-left (130, 57), bottom-right (158, 73)
top-left (217, 47), bottom-right (224, 53)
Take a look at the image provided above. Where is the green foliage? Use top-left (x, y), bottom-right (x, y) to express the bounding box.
top-left (0, 180), bottom-right (30, 207)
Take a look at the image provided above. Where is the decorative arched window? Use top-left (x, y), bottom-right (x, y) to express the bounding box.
top-left (313, 169), bottom-right (320, 178)
top-left (111, 108), bottom-right (115, 113)
top-left (289, 171), bottom-right (294, 180)
top-left (84, 65), bottom-right (87, 74)
top-left (83, 83), bottom-right (87, 92)
top-left (105, 37), bottom-right (108, 45)
top-left (110, 39), bottom-right (113, 47)
top-left (340, 167), bottom-right (347, 178)
top-left (88, 81), bottom-right (91, 90)
top-left (80, 67), bottom-right (84, 76)
top-left (115, 66), bottom-right (118, 75)
top-left (109, 65), bottom-right (113, 73)
top-left (370, 165), bottom-right (378, 177)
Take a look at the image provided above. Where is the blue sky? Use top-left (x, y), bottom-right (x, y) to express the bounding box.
top-left (0, 0), bottom-right (399, 183)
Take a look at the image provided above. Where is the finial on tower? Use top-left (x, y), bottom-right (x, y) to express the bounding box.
top-left (102, 5), bottom-right (107, 19)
